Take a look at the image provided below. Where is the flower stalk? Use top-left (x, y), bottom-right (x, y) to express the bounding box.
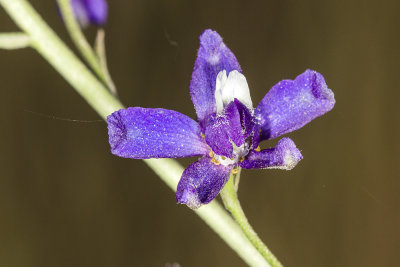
top-left (221, 170), bottom-right (283, 267)
top-left (0, 0), bottom-right (271, 265)
top-left (94, 29), bottom-right (117, 95)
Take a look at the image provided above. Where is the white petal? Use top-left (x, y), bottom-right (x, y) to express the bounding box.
top-left (215, 70), bottom-right (253, 113)
top-left (215, 70), bottom-right (227, 113)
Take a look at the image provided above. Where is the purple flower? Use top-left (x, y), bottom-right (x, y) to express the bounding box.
top-left (70, 0), bottom-right (108, 27)
top-left (107, 29), bottom-right (335, 209)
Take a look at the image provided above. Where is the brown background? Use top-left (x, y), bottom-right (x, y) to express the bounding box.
top-left (1, 0), bottom-right (399, 266)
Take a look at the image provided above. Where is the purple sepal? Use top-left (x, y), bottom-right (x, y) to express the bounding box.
top-left (255, 70), bottom-right (335, 140)
top-left (176, 157), bottom-right (232, 209)
top-left (239, 137), bottom-right (303, 170)
top-left (107, 107), bottom-right (209, 159)
top-left (70, 0), bottom-right (108, 27)
top-left (190, 29), bottom-right (242, 129)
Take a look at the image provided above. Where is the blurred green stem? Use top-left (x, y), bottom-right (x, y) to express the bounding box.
top-left (0, 32), bottom-right (30, 49)
top-left (0, 0), bottom-right (272, 266)
top-left (221, 169), bottom-right (283, 267)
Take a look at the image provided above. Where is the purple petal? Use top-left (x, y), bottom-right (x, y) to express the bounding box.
top-left (190, 29), bottom-right (242, 129)
top-left (83, 0), bottom-right (108, 25)
top-left (255, 70), bottom-right (335, 140)
top-left (176, 157), bottom-right (232, 209)
top-left (204, 114), bottom-right (235, 158)
top-left (107, 107), bottom-right (209, 159)
top-left (239, 137), bottom-right (303, 170)
top-left (204, 101), bottom-right (244, 158)
top-left (234, 99), bottom-right (260, 149)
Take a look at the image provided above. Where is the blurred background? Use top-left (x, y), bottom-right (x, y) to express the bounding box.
top-left (1, 0), bottom-right (399, 266)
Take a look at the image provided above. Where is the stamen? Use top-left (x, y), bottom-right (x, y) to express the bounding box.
top-left (201, 133), bottom-right (205, 138)
top-left (209, 151), bottom-right (214, 158)
top-left (232, 168), bottom-right (239, 174)
top-left (240, 157), bottom-right (245, 162)
top-left (210, 157), bottom-right (221, 165)
top-left (255, 146), bottom-right (261, 152)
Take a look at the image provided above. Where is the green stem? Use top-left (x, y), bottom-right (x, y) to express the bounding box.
top-left (0, 0), bottom-right (272, 266)
top-left (220, 169), bottom-right (283, 267)
top-left (57, 0), bottom-right (115, 93)
top-left (0, 32), bottom-right (30, 49)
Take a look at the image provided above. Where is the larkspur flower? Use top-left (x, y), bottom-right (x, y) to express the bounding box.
top-left (107, 29), bottom-right (335, 209)
top-left (69, 0), bottom-right (108, 27)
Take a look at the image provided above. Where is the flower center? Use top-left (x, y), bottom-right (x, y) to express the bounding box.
top-left (204, 70), bottom-right (259, 167)
top-left (209, 142), bottom-right (251, 166)
top-left (220, 142), bottom-right (249, 166)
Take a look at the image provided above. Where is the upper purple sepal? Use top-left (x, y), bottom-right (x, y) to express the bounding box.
top-left (107, 107), bottom-right (209, 159)
top-left (176, 156), bottom-right (233, 209)
top-left (190, 29), bottom-right (242, 129)
top-left (255, 70), bottom-right (335, 140)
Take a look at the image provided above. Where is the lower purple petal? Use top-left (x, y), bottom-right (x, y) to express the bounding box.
top-left (107, 107), bottom-right (209, 159)
top-left (239, 137), bottom-right (303, 170)
top-left (176, 157), bottom-right (232, 209)
top-left (255, 70), bottom-right (335, 140)
top-left (204, 114), bottom-right (234, 158)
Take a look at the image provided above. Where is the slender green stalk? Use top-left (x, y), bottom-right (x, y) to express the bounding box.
top-left (95, 29), bottom-right (117, 96)
top-left (57, 0), bottom-right (115, 93)
top-left (0, 0), bottom-right (272, 265)
top-left (0, 32), bottom-right (30, 49)
top-left (234, 165), bottom-right (242, 191)
top-left (220, 169), bottom-right (283, 267)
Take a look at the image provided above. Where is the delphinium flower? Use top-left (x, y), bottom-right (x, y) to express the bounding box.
top-left (69, 0), bottom-right (108, 27)
top-left (107, 29), bottom-right (335, 209)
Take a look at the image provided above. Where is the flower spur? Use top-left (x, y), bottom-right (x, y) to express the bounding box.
top-left (107, 29), bottom-right (335, 209)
